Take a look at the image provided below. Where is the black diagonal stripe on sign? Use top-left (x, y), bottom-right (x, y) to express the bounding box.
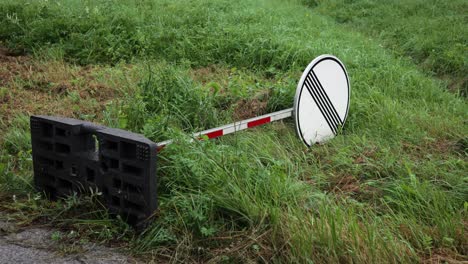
top-left (307, 74), bottom-right (342, 130)
top-left (310, 72), bottom-right (343, 126)
top-left (307, 74), bottom-right (342, 128)
top-left (304, 78), bottom-right (337, 133)
top-left (304, 77), bottom-right (339, 133)
top-left (303, 80), bottom-right (337, 134)
top-left (310, 71), bottom-right (343, 126)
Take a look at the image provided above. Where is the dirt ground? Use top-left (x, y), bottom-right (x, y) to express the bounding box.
top-left (0, 45), bottom-right (119, 128)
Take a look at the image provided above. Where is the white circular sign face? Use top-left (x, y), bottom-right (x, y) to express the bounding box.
top-left (293, 55), bottom-right (350, 146)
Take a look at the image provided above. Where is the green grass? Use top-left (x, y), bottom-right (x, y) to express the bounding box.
top-left (0, 0), bottom-right (467, 262)
top-left (304, 0), bottom-right (468, 96)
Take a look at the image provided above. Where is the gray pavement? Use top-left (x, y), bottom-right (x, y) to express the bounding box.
top-left (0, 218), bottom-right (138, 264)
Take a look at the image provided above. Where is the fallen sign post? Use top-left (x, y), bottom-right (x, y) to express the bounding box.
top-left (30, 54), bottom-right (350, 228)
top-left (157, 54), bottom-right (350, 148)
top-left (155, 108), bottom-right (294, 150)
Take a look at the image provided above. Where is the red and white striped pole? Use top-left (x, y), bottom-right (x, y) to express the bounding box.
top-left (156, 108), bottom-right (293, 150)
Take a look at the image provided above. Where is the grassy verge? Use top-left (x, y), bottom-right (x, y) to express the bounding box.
top-left (0, 0), bottom-right (466, 262)
top-left (303, 0), bottom-right (468, 96)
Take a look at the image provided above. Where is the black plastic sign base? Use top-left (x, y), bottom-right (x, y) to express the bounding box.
top-left (30, 115), bottom-right (157, 227)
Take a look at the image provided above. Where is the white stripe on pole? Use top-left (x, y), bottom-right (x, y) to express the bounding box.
top-left (156, 108), bottom-right (293, 149)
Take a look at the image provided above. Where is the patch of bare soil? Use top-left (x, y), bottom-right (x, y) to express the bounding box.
top-left (326, 173), bottom-right (381, 202)
top-left (441, 74), bottom-right (467, 97)
top-left (191, 65), bottom-right (273, 120)
top-left (232, 90), bottom-right (270, 120)
top-left (233, 98), bottom-right (268, 120)
top-left (190, 65), bottom-right (230, 86)
top-left (330, 175), bottom-right (361, 195)
top-left (0, 46), bottom-right (118, 126)
top-left (402, 138), bottom-right (466, 159)
top-left (203, 229), bottom-right (274, 263)
top-left (421, 248), bottom-right (468, 264)
top-left (0, 47), bottom-right (30, 86)
top-left (353, 146), bottom-right (378, 165)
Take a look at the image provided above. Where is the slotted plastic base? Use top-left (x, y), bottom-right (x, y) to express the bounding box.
top-left (30, 115), bottom-right (157, 228)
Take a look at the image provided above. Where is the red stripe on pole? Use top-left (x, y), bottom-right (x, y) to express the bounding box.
top-left (247, 117), bottom-right (271, 128)
top-left (204, 129), bottom-right (224, 139)
top-left (155, 108), bottom-right (293, 150)
top-left (156, 145), bottom-right (166, 152)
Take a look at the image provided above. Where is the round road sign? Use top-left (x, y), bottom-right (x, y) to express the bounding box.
top-left (293, 55), bottom-right (350, 146)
